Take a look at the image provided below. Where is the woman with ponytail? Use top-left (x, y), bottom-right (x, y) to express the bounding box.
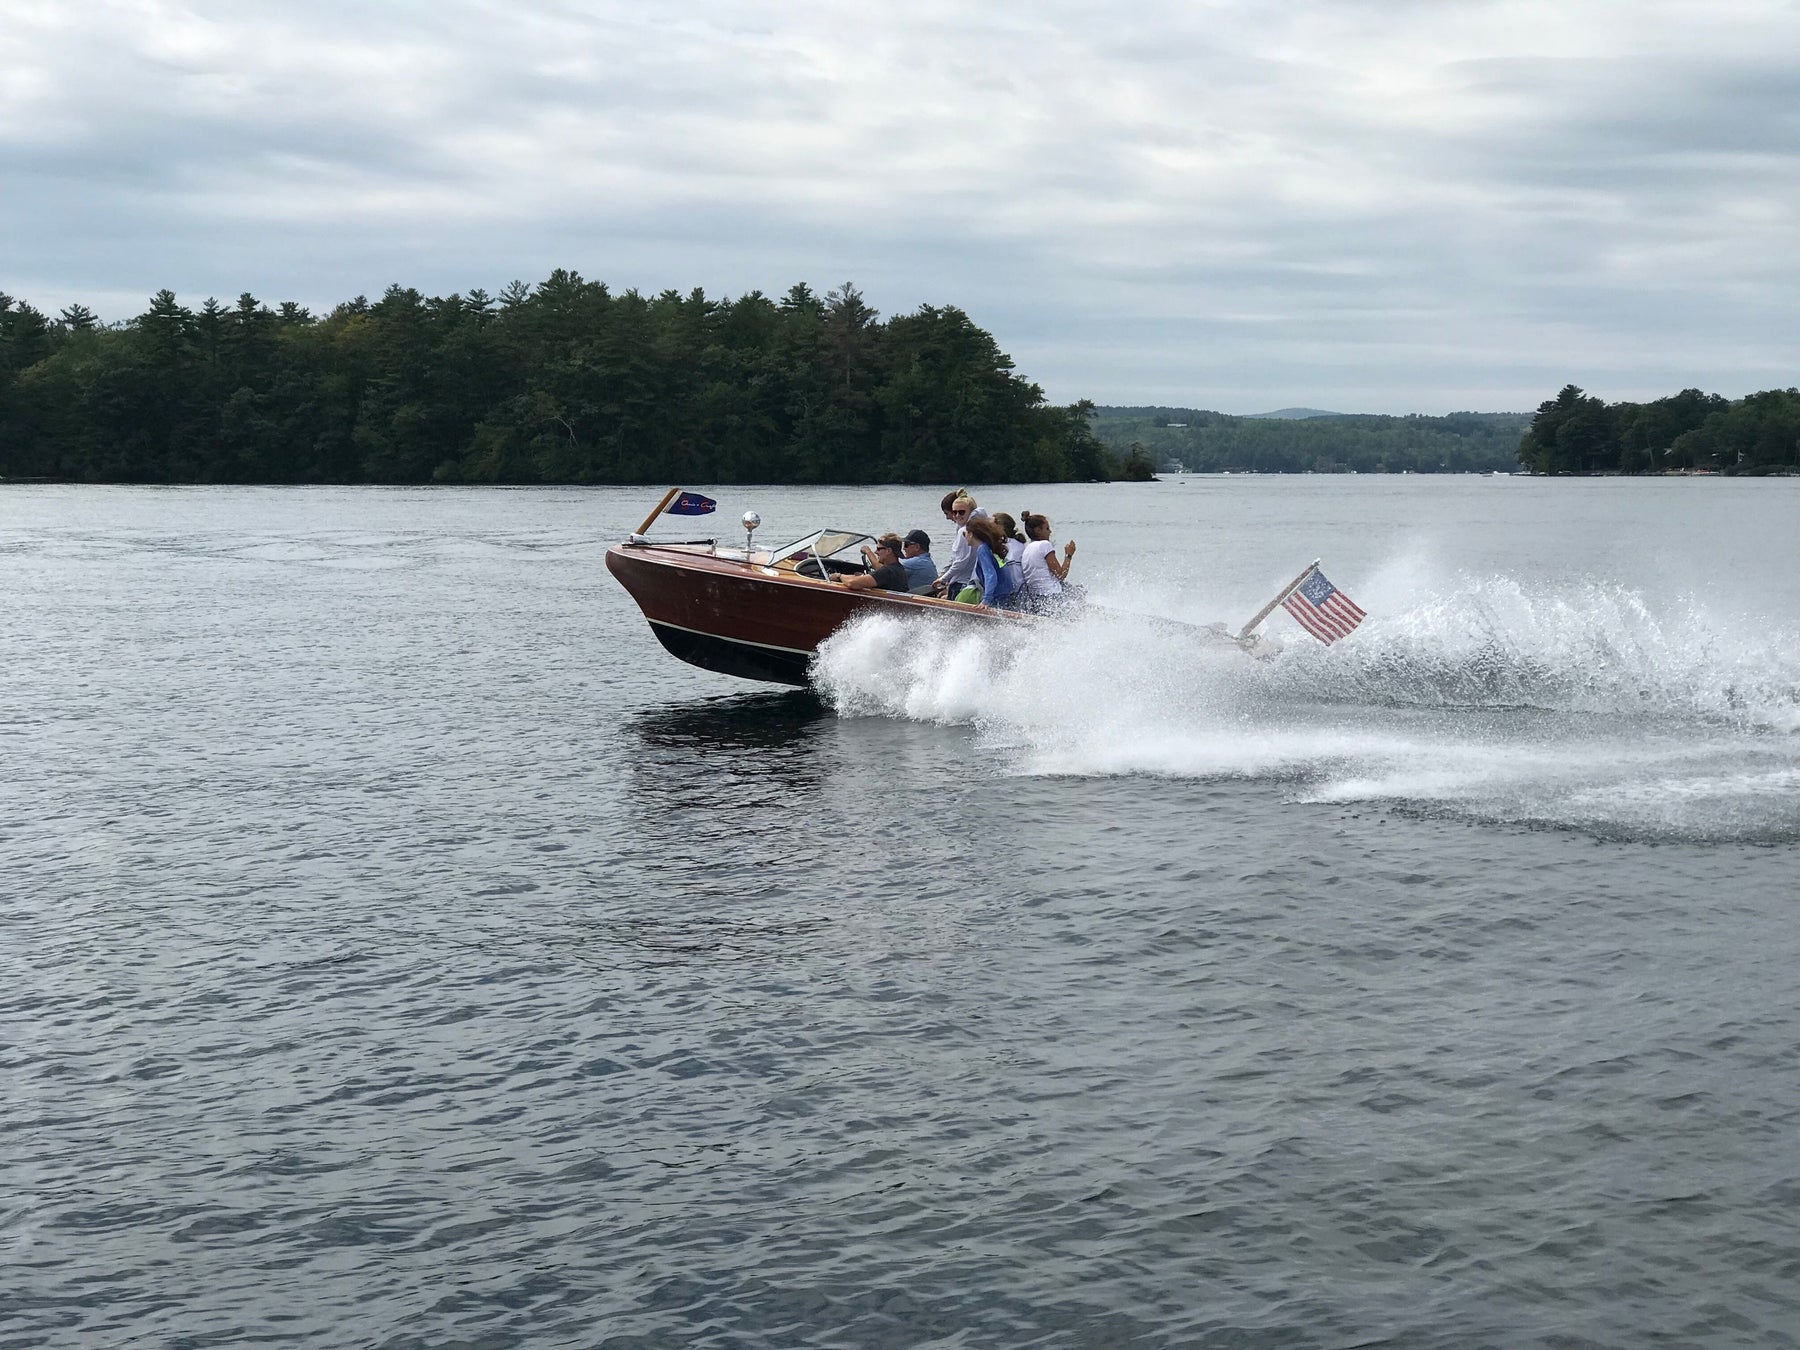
top-left (991, 512), bottom-right (1029, 572)
top-left (1017, 510), bottom-right (1078, 611)
top-left (931, 491), bottom-right (989, 598)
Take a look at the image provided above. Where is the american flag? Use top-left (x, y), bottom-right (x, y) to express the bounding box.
top-left (1281, 566), bottom-right (1366, 644)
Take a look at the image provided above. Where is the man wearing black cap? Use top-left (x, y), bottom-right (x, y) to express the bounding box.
top-left (834, 535), bottom-right (913, 592)
top-left (899, 529), bottom-right (937, 592)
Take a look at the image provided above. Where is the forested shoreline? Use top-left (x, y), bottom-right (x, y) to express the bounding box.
top-left (1089, 407), bottom-right (1531, 474)
top-left (1518, 384), bottom-right (1800, 475)
top-left (0, 277), bottom-right (1115, 485)
top-left (4, 280), bottom-right (1794, 484)
top-left (1095, 386), bottom-right (1799, 477)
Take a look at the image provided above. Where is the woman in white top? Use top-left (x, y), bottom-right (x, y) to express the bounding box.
top-left (1017, 510), bottom-right (1078, 611)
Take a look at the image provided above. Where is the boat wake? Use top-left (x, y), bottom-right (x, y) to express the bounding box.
top-left (812, 572), bottom-right (1800, 843)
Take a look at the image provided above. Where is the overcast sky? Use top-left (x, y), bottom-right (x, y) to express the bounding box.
top-left (5, 0), bottom-right (1797, 413)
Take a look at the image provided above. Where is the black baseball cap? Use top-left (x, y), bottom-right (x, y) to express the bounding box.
top-left (903, 529), bottom-right (930, 551)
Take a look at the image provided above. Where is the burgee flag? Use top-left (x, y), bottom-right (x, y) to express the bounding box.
top-left (666, 491), bottom-right (717, 516)
top-left (1281, 566), bottom-right (1366, 644)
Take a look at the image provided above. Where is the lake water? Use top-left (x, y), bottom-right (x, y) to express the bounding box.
top-left (6, 478), bottom-right (1798, 1348)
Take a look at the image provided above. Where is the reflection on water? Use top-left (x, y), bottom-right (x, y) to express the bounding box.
top-left (626, 689), bottom-right (832, 753)
top-left (565, 911), bottom-right (837, 967)
top-left (621, 690), bottom-right (836, 816)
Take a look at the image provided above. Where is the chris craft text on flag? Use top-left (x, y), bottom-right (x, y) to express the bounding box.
top-left (1282, 566), bottom-right (1366, 643)
top-left (666, 491), bottom-right (717, 516)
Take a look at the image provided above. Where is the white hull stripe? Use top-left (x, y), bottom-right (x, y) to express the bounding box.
top-left (648, 618), bottom-right (815, 657)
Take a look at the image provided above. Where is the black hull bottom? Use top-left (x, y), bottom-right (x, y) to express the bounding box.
top-left (650, 622), bottom-right (812, 686)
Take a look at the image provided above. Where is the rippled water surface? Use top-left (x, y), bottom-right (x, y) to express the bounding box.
top-left (6, 480), bottom-right (1799, 1348)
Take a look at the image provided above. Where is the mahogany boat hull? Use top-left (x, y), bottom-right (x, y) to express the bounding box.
top-left (605, 543), bottom-right (1016, 686)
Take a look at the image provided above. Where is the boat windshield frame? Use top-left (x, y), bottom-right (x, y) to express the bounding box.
top-left (761, 528), bottom-right (878, 573)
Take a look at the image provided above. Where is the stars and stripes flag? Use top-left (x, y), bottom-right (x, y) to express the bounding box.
top-left (666, 491), bottom-right (717, 516)
top-left (1281, 566), bottom-right (1366, 644)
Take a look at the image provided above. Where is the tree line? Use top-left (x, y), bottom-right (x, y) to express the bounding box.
top-left (0, 277), bottom-right (1117, 485)
top-left (1089, 407), bottom-right (1531, 474)
top-left (1519, 384), bottom-right (1800, 475)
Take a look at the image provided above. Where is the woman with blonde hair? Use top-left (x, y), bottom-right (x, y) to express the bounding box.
top-left (931, 491), bottom-right (988, 599)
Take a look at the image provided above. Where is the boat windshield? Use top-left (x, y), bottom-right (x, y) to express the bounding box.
top-left (763, 528), bottom-right (876, 572)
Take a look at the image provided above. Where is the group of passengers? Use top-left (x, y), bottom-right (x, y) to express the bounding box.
top-left (831, 490), bottom-right (1079, 613)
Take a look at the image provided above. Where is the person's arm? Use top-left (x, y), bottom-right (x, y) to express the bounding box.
top-left (834, 571), bottom-right (878, 590)
top-left (932, 551), bottom-right (963, 594)
top-left (1047, 539), bottom-right (1076, 580)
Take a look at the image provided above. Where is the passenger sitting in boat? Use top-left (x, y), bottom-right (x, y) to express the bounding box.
top-left (930, 492), bottom-right (989, 597)
top-left (1018, 510), bottom-right (1078, 611)
top-left (899, 529), bottom-right (938, 592)
top-left (962, 516), bottom-right (1022, 609)
top-left (991, 512), bottom-right (1028, 570)
top-left (833, 536), bottom-right (912, 592)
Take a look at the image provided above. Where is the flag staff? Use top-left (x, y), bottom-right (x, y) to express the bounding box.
top-left (1237, 559), bottom-right (1319, 641)
top-left (633, 488), bottom-right (682, 537)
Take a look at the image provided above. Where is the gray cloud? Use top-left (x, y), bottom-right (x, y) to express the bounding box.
top-left (4, 0), bottom-right (1796, 413)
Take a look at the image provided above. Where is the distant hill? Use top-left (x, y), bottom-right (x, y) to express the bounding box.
top-left (1088, 406), bottom-right (1530, 474)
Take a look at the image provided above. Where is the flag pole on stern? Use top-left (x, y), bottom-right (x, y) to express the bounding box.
top-left (1237, 559), bottom-right (1320, 641)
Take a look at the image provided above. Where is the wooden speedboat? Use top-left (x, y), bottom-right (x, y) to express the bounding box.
top-left (605, 525), bottom-right (1025, 686)
top-left (606, 493), bottom-right (1321, 685)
